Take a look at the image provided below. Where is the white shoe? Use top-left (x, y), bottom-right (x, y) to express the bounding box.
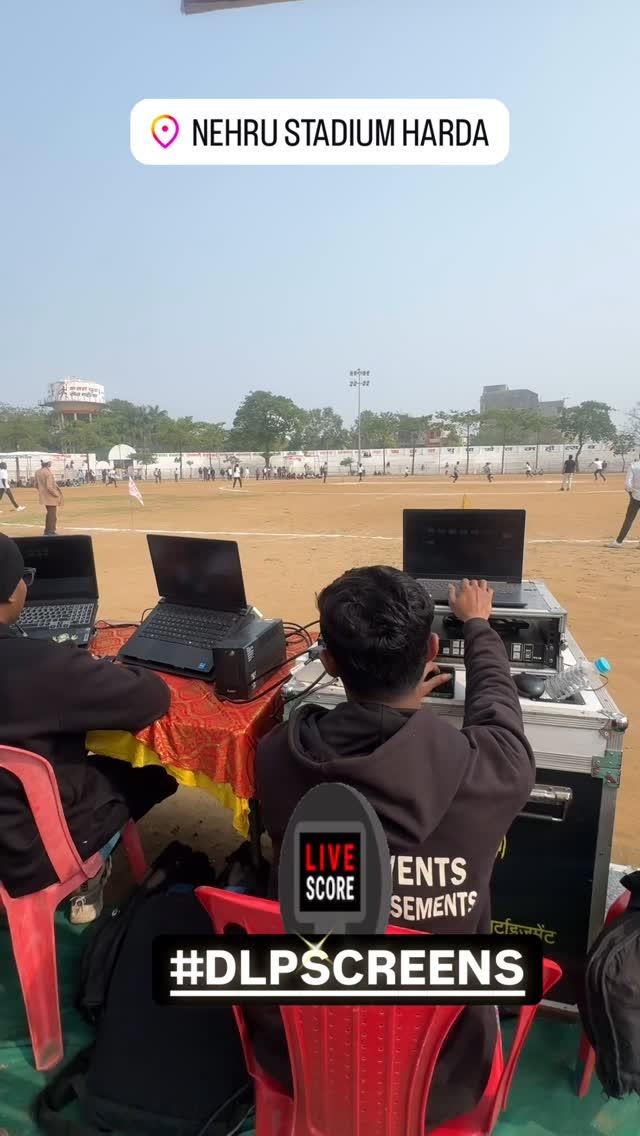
top-left (16, 505), bottom-right (26, 512)
top-left (69, 856), bottom-right (112, 924)
top-left (609, 540), bottom-right (624, 549)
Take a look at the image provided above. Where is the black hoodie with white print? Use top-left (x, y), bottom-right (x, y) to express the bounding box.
top-left (254, 618), bottom-right (535, 1130)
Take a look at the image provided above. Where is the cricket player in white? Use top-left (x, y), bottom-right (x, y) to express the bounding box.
top-left (611, 457), bottom-right (640, 547)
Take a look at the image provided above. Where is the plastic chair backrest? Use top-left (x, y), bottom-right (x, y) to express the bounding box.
top-left (0, 746), bottom-right (87, 884)
top-left (484, 955), bottom-right (563, 1129)
top-left (196, 887), bottom-right (464, 1136)
top-left (605, 889), bottom-right (631, 925)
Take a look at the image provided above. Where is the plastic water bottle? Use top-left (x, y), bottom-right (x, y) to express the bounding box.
top-left (543, 657), bottom-right (611, 701)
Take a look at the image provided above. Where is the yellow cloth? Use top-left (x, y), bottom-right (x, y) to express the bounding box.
top-left (87, 729), bottom-right (250, 838)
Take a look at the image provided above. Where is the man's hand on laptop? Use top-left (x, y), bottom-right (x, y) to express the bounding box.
top-left (448, 579), bottom-right (494, 623)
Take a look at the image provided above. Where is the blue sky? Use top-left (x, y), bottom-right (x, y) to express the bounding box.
top-left (1, 0), bottom-right (638, 428)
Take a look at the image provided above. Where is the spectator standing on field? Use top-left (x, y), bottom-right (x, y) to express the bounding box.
top-left (0, 463), bottom-right (25, 513)
top-left (561, 455), bottom-right (576, 491)
top-left (34, 461), bottom-right (63, 536)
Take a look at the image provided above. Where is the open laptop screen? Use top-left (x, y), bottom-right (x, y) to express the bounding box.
top-left (148, 535), bottom-right (247, 611)
top-left (403, 509), bottom-right (526, 583)
top-left (15, 536), bottom-right (98, 601)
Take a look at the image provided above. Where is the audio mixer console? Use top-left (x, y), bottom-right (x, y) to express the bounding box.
top-left (432, 580), bottom-right (567, 674)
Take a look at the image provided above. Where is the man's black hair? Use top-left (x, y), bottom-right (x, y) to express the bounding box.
top-left (317, 565), bottom-right (435, 700)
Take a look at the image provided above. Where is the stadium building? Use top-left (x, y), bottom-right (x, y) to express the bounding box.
top-left (480, 384), bottom-right (564, 419)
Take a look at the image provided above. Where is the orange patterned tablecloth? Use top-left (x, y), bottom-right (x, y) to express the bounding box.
top-left (86, 625), bottom-right (300, 836)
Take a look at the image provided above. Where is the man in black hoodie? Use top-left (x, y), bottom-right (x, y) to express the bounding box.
top-left (255, 566), bottom-right (535, 1131)
top-left (0, 534), bottom-right (177, 921)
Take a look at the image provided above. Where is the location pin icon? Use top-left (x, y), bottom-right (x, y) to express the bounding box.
top-left (151, 115), bottom-right (179, 149)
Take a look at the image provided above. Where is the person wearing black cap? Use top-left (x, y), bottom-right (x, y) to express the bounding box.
top-left (0, 534), bottom-right (178, 922)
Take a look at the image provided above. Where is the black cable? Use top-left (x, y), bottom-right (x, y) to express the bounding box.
top-left (283, 623), bottom-right (313, 649)
top-left (193, 1086), bottom-right (255, 1136)
top-left (95, 606), bottom-right (151, 630)
top-left (95, 620), bottom-right (139, 630)
top-left (224, 1104), bottom-right (256, 1136)
top-left (265, 642), bottom-right (315, 681)
top-left (299, 618), bottom-right (320, 632)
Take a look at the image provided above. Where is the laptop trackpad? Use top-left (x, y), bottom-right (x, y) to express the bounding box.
top-left (125, 637), bottom-right (213, 675)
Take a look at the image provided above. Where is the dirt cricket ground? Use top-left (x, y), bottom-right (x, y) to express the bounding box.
top-left (3, 471), bottom-right (638, 870)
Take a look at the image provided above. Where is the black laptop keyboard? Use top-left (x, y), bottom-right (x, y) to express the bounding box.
top-left (142, 605), bottom-right (239, 649)
top-left (19, 603), bottom-right (94, 628)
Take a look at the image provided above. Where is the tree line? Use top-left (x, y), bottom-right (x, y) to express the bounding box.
top-left (0, 392), bottom-right (637, 474)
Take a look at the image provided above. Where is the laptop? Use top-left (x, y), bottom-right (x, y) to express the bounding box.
top-left (118, 535), bottom-right (252, 680)
top-left (403, 509), bottom-right (528, 608)
top-left (14, 535), bottom-right (99, 646)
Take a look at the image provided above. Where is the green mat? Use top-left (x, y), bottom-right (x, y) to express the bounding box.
top-left (1, 917), bottom-right (639, 1135)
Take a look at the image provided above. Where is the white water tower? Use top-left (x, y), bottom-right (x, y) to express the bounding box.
top-left (46, 378), bottom-right (105, 424)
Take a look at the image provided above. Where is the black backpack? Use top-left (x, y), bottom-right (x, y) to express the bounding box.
top-left (77, 840), bottom-right (216, 1024)
top-left (35, 843), bottom-right (253, 1136)
top-left (579, 870), bottom-right (640, 1098)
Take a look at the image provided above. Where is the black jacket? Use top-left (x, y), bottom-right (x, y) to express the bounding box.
top-left (254, 618), bottom-right (535, 1129)
top-left (0, 625), bottom-right (170, 896)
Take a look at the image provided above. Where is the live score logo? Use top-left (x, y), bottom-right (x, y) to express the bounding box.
top-left (279, 782), bottom-right (392, 938)
top-left (299, 829), bottom-right (362, 910)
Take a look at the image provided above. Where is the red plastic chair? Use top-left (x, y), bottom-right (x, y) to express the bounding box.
top-left (0, 745), bottom-right (148, 1071)
top-left (197, 886), bottom-right (562, 1136)
top-left (575, 887), bottom-right (631, 1098)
